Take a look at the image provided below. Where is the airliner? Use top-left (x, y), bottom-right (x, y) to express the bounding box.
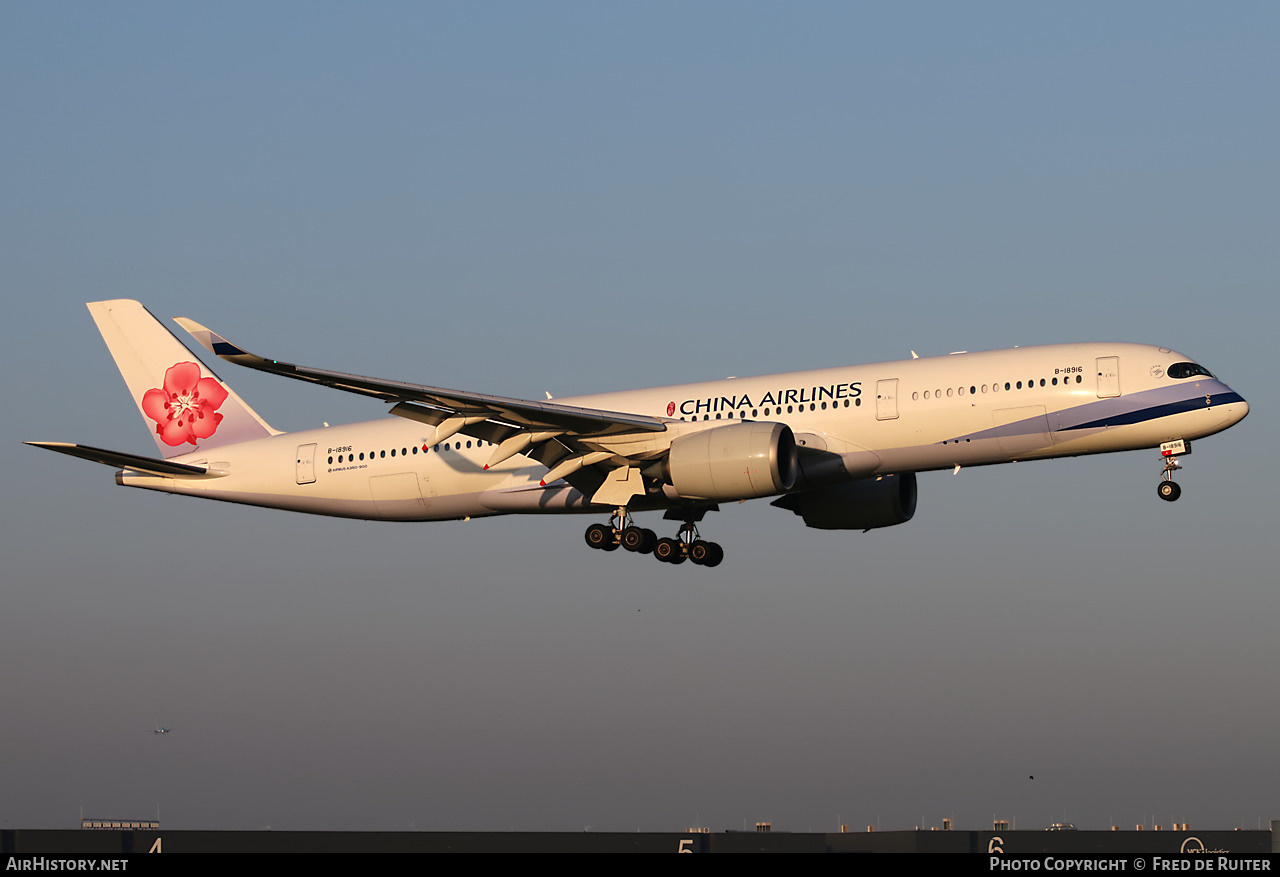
top-left (28, 300), bottom-right (1249, 567)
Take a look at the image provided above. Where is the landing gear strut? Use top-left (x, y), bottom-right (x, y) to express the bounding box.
top-left (1157, 440), bottom-right (1189, 503)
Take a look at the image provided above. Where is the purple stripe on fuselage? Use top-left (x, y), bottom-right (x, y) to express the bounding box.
top-left (948, 382), bottom-right (1241, 443)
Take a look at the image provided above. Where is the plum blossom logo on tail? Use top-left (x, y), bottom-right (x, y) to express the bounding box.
top-left (142, 362), bottom-right (229, 447)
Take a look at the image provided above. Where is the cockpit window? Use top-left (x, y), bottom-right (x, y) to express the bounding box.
top-left (1167, 362), bottom-right (1214, 379)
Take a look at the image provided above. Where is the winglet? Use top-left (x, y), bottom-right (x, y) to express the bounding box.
top-left (175, 317), bottom-right (272, 366)
top-left (175, 318), bottom-right (243, 355)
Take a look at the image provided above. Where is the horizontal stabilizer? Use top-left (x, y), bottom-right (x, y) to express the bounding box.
top-left (24, 442), bottom-right (224, 479)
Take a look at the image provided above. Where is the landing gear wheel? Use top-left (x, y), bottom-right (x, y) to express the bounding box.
top-left (621, 526), bottom-right (656, 554)
top-left (689, 540), bottom-right (723, 567)
top-left (654, 537), bottom-right (685, 564)
top-left (584, 522), bottom-right (617, 550)
top-left (702, 542), bottom-right (724, 568)
top-left (1157, 480), bottom-right (1181, 502)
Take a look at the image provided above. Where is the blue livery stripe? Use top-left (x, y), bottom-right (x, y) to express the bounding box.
top-left (212, 340), bottom-right (248, 356)
top-left (1061, 392), bottom-right (1244, 431)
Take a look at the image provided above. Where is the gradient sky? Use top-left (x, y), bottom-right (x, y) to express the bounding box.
top-left (2, 2), bottom-right (1276, 833)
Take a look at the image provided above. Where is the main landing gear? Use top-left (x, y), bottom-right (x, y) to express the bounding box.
top-left (584, 508), bottom-right (657, 555)
top-left (1157, 440), bottom-right (1189, 502)
top-left (583, 509), bottom-right (724, 567)
top-left (653, 521), bottom-right (724, 568)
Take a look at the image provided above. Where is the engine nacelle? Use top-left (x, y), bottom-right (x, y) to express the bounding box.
top-left (771, 472), bottom-right (917, 530)
top-left (666, 422), bottom-right (798, 501)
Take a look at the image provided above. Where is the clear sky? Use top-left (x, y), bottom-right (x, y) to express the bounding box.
top-left (2, 2), bottom-right (1276, 833)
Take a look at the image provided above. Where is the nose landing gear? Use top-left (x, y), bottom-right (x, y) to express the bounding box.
top-left (1157, 475), bottom-right (1181, 502)
top-left (1157, 439), bottom-right (1190, 502)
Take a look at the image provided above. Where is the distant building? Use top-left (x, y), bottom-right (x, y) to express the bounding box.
top-left (81, 818), bottom-right (159, 831)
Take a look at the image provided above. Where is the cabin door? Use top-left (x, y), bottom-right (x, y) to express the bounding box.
top-left (875, 379), bottom-right (900, 420)
top-left (295, 443), bottom-right (317, 484)
top-left (1096, 356), bottom-right (1121, 398)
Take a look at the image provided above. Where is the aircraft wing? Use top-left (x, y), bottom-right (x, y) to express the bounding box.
top-left (176, 318), bottom-right (673, 503)
top-left (176, 319), bottom-right (664, 437)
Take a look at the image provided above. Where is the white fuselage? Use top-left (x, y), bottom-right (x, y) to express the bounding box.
top-left (118, 342), bottom-right (1249, 521)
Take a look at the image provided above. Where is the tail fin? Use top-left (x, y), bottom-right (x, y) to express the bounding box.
top-left (88, 300), bottom-right (280, 458)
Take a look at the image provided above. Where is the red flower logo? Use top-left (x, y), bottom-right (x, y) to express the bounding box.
top-left (142, 362), bottom-right (229, 447)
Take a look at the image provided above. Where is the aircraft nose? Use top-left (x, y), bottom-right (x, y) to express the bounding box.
top-left (1234, 396), bottom-right (1250, 424)
top-left (1218, 383), bottom-right (1249, 426)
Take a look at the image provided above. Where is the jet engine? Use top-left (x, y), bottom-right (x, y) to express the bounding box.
top-left (771, 472), bottom-right (917, 530)
top-left (666, 422), bottom-right (798, 501)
